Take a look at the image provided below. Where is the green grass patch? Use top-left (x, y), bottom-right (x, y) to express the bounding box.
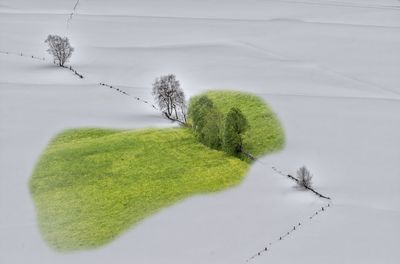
top-left (189, 90), bottom-right (285, 156)
top-left (30, 90), bottom-right (284, 251)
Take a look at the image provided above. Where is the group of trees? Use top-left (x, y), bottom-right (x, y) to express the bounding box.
top-left (151, 76), bottom-right (249, 158)
top-left (45, 35), bottom-right (318, 187)
top-left (152, 76), bottom-right (249, 158)
top-left (152, 74), bottom-right (316, 185)
top-left (189, 95), bottom-right (249, 157)
top-left (45, 35), bottom-right (248, 158)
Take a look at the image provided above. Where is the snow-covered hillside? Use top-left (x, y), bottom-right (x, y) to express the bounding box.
top-left (1, 0), bottom-right (399, 263)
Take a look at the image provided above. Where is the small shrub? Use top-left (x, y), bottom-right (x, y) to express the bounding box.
top-left (296, 166), bottom-right (313, 188)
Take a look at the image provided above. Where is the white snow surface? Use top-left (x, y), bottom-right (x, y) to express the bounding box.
top-left (1, 0), bottom-right (400, 263)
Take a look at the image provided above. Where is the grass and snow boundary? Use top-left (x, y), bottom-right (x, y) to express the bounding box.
top-left (2, 47), bottom-right (332, 259)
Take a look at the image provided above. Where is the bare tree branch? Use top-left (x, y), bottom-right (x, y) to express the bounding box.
top-left (45, 35), bottom-right (74, 67)
top-left (152, 74), bottom-right (187, 124)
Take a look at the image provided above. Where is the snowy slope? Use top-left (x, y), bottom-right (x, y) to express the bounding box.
top-left (1, 0), bottom-right (400, 263)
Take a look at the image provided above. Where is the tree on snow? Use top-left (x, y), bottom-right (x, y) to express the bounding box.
top-left (152, 74), bottom-right (187, 124)
top-left (45, 34), bottom-right (74, 67)
top-left (296, 166), bottom-right (313, 188)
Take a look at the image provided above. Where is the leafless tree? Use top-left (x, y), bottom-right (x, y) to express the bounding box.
top-left (45, 35), bottom-right (74, 67)
top-left (297, 166), bottom-right (313, 188)
top-left (152, 74), bottom-right (187, 124)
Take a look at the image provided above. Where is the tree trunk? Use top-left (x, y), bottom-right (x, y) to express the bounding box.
top-left (174, 105), bottom-right (179, 120)
top-left (167, 97), bottom-right (173, 117)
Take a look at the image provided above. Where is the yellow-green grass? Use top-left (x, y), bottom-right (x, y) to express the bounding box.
top-left (189, 90), bottom-right (285, 156)
top-left (30, 91), bottom-right (284, 251)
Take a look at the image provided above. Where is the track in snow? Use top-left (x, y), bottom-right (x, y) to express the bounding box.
top-left (246, 203), bottom-right (332, 262)
top-left (66, 0), bottom-right (81, 33)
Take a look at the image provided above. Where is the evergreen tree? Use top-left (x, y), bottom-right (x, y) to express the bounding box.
top-left (223, 107), bottom-right (249, 156)
top-left (201, 108), bottom-right (223, 150)
top-left (189, 95), bottom-right (214, 138)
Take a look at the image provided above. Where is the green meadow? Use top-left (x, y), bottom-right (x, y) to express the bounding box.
top-left (30, 91), bottom-right (284, 251)
top-left (190, 90), bottom-right (285, 156)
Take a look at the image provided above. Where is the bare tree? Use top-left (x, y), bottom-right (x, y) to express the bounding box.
top-left (45, 35), bottom-right (74, 67)
top-left (152, 74), bottom-right (187, 124)
top-left (296, 166), bottom-right (313, 188)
